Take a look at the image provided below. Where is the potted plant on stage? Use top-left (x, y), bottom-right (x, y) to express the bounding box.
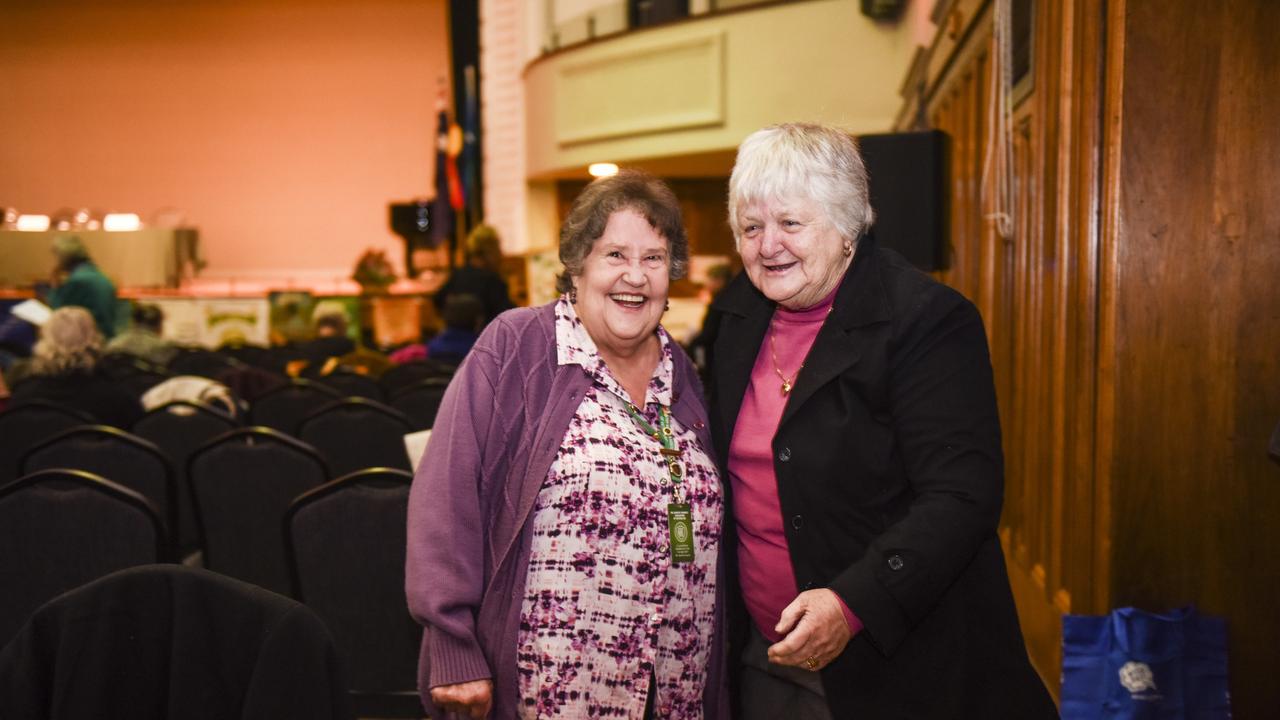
top-left (352, 248), bottom-right (396, 296)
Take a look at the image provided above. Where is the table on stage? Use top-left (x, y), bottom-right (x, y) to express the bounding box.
top-left (0, 228), bottom-right (199, 288)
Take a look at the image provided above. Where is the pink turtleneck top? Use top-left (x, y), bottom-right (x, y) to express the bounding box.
top-left (727, 285), bottom-right (862, 643)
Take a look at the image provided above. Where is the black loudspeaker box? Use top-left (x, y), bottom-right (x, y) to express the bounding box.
top-left (857, 129), bottom-right (949, 272)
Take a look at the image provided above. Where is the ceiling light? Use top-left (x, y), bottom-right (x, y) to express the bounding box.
top-left (589, 163), bottom-right (619, 177)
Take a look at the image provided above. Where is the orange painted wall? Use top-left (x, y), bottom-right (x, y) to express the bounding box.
top-left (0, 0), bottom-right (449, 283)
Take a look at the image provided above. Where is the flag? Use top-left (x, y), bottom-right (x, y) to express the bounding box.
top-left (431, 106), bottom-right (455, 248)
top-left (461, 64), bottom-right (480, 227)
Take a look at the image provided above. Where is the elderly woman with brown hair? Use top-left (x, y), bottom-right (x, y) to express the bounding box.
top-left (708, 123), bottom-right (1056, 718)
top-left (406, 170), bottom-right (727, 719)
top-left (10, 306), bottom-right (143, 428)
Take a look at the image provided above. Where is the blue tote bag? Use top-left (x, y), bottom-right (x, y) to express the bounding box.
top-left (1061, 606), bottom-right (1231, 719)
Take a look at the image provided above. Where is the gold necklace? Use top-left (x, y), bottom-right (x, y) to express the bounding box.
top-left (767, 304), bottom-right (832, 396)
top-left (769, 331), bottom-right (801, 396)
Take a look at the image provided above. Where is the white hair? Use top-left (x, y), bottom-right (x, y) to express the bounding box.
top-left (33, 306), bottom-right (103, 375)
top-left (727, 122), bottom-right (875, 246)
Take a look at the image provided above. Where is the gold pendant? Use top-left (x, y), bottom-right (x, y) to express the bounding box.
top-left (781, 380), bottom-right (792, 395)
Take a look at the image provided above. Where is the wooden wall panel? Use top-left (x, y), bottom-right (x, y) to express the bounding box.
top-left (1108, 1), bottom-right (1280, 715)
top-left (917, 0), bottom-right (1109, 693)
top-left (912, 0), bottom-right (1280, 713)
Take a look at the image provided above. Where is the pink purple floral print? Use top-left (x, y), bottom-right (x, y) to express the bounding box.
top-left (516, 298), bottom-right (722, 719)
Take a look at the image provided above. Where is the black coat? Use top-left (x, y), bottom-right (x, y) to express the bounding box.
top-left (709, 236), bottom-right (1057, 718)
top-left (0, 565), bottom-right (351, 720)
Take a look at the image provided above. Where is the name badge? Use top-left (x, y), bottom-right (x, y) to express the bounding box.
top-left (667, 503), bottom-right (695, 564)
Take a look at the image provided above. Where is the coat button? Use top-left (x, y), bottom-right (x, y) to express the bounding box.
top-left (887, 554), bottom-right (905, 571)
top-left (791, 515), bottom-right (803, 530)
top-left (694, 420), bottom-right (705, 429)
top-left (777, 446), bottom-right (792, 462)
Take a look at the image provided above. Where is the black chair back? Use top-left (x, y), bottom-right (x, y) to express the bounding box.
top-left (167, 348), bottom-right (243, 379)
top-left (132, 401), bottom-right (239, 556)
top-left (0, 401), bottom-right (93, 486)
top-left (21, 425), bottom-right (178, 544)
top-left (378, 359), bottom-right (454, 396)
top-left (387, 377), bottom-right (451, 431)
top-left (248, 378), bottom-right (341, 435)
top-left (0, 469), bottom-right (165, 648)
top-left (187, 428), bottom-right (329, 594)
top-left (284, 468), bottom-right (418, 715)
top-left (100, 354), bottom-right (171, 395)
top-left (314, 369), bottom-right (383, 401)
top-left (297, 399), bottom-right (413, 476)
top-left (0, 564), bottom-right (351, 720)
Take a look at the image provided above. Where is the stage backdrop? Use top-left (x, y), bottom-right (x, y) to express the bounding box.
top-left (0, 0), bottom-right (450, 285)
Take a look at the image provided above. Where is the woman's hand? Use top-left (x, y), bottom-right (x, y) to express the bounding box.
top-left (430, 678), bottom-right (493, 719)
top-left (767, 589), bottom-right (853, 671)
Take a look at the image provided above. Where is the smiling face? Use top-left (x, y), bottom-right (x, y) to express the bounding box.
top-left (572, 208), bottom-right (671, 360)
top-left (736, 195), bottom-right (852, 310)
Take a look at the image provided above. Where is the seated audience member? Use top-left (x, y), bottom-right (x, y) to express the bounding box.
top-left (433, 223), bottom-right (515, 327)
top-left (106, 303), bottom-right (177, 367)
top-left (425, 293), bottom-right (484, 365)
top-left (386, 294), bottom-right (484, 366)
top-left (296, 309), bottom-right (355, 368)
top-left (0, 312), bottom-right (38, 372)
top-left (9, 307), bottom-right (143, 428)
top-left (47, 235), bottom-right (119, 339)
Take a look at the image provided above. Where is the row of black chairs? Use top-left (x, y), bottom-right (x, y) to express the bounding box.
top-left (0, 397), bottom-right (430, 556)
top-left (101, 349), bottom-right (457, 404)
top-left (0, 466), bottom-right (420, 716)
top-left (247, 376), bottom-right (450, 435)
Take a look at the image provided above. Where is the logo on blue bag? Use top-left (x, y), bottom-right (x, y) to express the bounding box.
top-left (1118, 661), bottom-right (1162, 701)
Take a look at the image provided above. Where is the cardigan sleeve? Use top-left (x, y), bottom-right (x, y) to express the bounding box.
top-left (405, 337), bottom-right (503, 690)
top-left (828, 293), bottom-right (1005, 656)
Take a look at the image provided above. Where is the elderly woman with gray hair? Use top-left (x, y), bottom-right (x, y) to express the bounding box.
top-left (407, 169), bottom-right (727, 719)
top-left (708, 123), bottom-right (1056, 718)
top-left (10, 306), bottom-right (143, 428)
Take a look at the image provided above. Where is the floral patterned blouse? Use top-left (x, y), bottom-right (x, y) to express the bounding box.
top-left (516, 298), bottom-right (722, 719)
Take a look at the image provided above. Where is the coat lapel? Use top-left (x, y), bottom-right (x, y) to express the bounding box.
top-left (710, 273), bottom-right (773, 441)
top-left (780, 235), bottom-right (891, 428)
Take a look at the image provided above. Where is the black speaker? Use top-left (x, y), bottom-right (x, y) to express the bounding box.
top-left (857, 130), bottom-right (949, 272)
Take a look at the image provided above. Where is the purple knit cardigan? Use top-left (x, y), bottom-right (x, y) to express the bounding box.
top-left (405, 302), bottom-right (729, 719)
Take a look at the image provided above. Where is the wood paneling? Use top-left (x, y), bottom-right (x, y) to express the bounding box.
top-left (920, 0), bottom-right (1106, 692)
top-left (1107, 1), bottom-right (1280, 716)
top-left (907, 0), bottom-right (1280, 714)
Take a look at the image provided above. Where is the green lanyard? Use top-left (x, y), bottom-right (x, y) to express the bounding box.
top-left (625, 402), bottom-right (695, 564)
top-left (624, 403), bottom-right (684, 503)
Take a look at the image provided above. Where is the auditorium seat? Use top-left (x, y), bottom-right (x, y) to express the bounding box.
top-left (132, 400), bottom-right (239, 556)
top-left (387, 377), bottom-right (451, 431)
top-left (0, 469), bottom-right (166, 649)
top-left (187, 427), bottom-right (329, 595)
top-left (21, 425), bottom-right (178, 548)
top-left (0, 564), bottom-right (351, 720)
top-left (284, 468), bottom-right (419, 717)
top-left (167, 347), bottom-right (244, 379)
top-left (248, 378), bottom-right (341, 435)
top-left (378, 359), bottom-right (455, 397)
top-left (0, 401), bottom-right (93, 487)
top-left (313, 368), bottom-right (383, 401)
top-left (297, 398), bottom-right (413, 476)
